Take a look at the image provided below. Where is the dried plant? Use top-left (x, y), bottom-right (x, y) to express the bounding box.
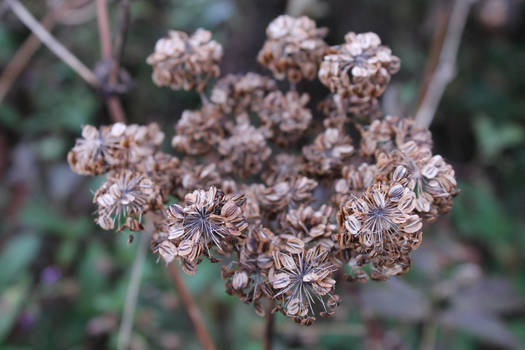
top-left (68, 14), bottom-right (458, 328)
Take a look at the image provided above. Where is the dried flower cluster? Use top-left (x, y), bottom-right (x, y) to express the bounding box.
top-left (69, 15), bottom-right (457, 326)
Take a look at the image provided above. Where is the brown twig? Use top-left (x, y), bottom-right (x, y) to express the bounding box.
top-left (413, 0), bottom-right (475, 129)
top-left (6, 0), bottom-right (99, 88)
top-left (0, 11), bottom-right (57, 103)
top-left (167, 263), bottom-right (218, 350)
top-left (95, 0), bottom-right (125, 123)
top-left (263, 301), bottom-right (275, 350)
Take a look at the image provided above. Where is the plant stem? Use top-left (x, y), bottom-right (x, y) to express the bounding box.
top-left (95, 0), bottom-right (126, 123)
top-left (413, 0), bottom-right (475, 129)
top-left (117, 229), bottom-right (150, 350)
top-left (263, 301), bottom-right (275, 350)
top-left (167, 263), bottom-right (218, 350)
top-left (6, 0), bottom-right (99, 88)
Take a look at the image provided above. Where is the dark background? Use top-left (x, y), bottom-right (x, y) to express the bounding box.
top-left (1, 0), bottom-right (524, 349)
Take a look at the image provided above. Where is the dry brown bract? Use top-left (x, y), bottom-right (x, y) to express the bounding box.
top-left (258, 15), bottom-right (328, 82)
top-left (319, 32), bottom-right (400, 98)
top-left (147, 29), bottom-right (223, 92)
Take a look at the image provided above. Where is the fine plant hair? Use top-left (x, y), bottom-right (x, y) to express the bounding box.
top-left (68, 15), bottom-right (458, 326)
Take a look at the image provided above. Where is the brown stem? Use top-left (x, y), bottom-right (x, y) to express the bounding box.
top-left (95, 0), bottom-right (126, 123)
top-left (263, 300), bottom-right (275, 350)
top-left (167, 263), bottom-right (218, 350)
top-left (6, 0), bottom-right (99, 89)
top-left (0, 10), bottom-right (57, 103)
top-left (413, 0), bottom-right (475, 129)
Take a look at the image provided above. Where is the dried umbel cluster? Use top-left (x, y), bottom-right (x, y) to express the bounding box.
top-left (69, 15), bottom-right (458, 326)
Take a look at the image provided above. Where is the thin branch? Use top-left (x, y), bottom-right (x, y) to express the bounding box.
top-left (167, 263), bottom-right (218, 350)
top-left (413, 0), bottom-right (475, 129)
top-left (0, 11), bottom-right (56, 103)
top-left (6, 0), bottom-right (99, 89)
top-left (263, 301), bottom-right (275, 350)
top-left (117, 228), bottom-right (150, 350)
top-left (95, 0), bottom-right (126, 123)
top-left (113, 0), bottom-right (130, 73)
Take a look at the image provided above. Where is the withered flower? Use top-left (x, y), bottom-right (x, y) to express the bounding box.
top-left (172, 105), bottom-right (225, 155)
top-left (93, 170), bottom-right (161, 231)
top-left (336, 182), bottom-right (422, 278)
top-left (270, 246), bottom-right (339, 324)
top-left (303, 128), bottom-right (354, 177)
top-left (261, 154), bottom-right (304, 186)
top-left (284, 204), bottom-right (337, 250)
top-left (211, 73), bottom-right (278, 114)
top-left (333, 162), bottom-right (378, 204)
top-left (260, 176), bottom-right (318, 212)
top-left (259, 91), bottom-right (312, 146)
top-left (258, 15), bottom-right (328, 82)
top-left (358, 115), bottom-right (432, 158)
top-left (147, 29), bottom-right (223, 91)
top-left (319, 32), bottom-right (400, 98)
top-left (318, 94), bottom-right (382, 126)
top-left (389, 141), bottom-right (458, 221)
top-left (160, 187), bottom-right (247, 273)
top-left (218, 114), bottom-right (272, 178)
top-left (223, 225), bottom-right (276, 315)
top-left (68, 123), bottom-right (125, 175)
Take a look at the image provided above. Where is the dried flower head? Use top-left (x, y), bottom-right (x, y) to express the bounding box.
top-left (259, 91), bottom-right (312, 146)
top-left (333, 162), bottom-right (378, 204)
top-left (93, 170), bottom-right (162, 231)
top-left (147, 28), bottom-right (223, 91)
top-left (211, 73), bottom-right (278, 114)
top-left (358, 115), bottom-right (433, 158)
top-left (319, 32), bottom-right (400, 98)
top-left (318, 94), bottom-right (382, 126)
top-left (218, 114), bottom-right (272, 178)
top-left (172, 105), bottom-right (225, 155)
top-left (387, 142), bottom-right (458, 222)
top-left (336, 182), bottom-right (422, 279)
top-left (68, 123), bottom-right (125, 175)
top-left (303, 128), bottom-right (354, 177)
top-left (159, 187), bottom-right (247, 273)
top-left (270, 246), bottom-right (339, 324)
top-left (258, 15), bottom-right (328, 82)
top-left (260, 176), bottom-right (318, 213)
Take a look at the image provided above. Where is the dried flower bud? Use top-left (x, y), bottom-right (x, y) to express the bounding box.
top-left (258, 15), bottom-right (328, 82)
top-left (147, 28), bottom-right (223, 91)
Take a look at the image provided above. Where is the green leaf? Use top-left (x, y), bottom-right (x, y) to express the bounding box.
top-left (474, 115), bottom-right (525, 161)
top-left (0, 277), bottom-right (31, 343)
top-left (0, 235), bottom-right (41, 288)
